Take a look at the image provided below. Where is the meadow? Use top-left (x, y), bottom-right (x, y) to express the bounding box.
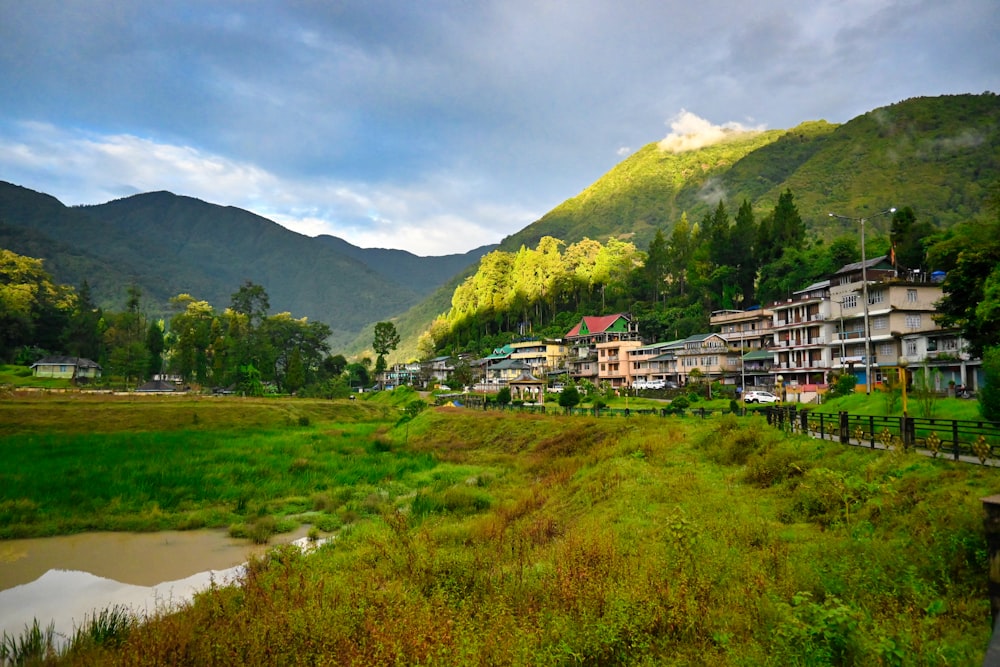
top-left (1, 393), bottom-right (997, 665)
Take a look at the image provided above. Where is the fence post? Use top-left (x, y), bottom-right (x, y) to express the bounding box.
top-left (839, 411), bottom-right (849, 444)
top-left (901, 415), bottom-right (911, 449)
top-left (982, 495), bottom-right (1000, 629)
top-left (953, 420), bottom-right (961, 460)
top-left (869, 415), bottom-right (876, 448)
top-left (800, 410), bottom-right (808, 434)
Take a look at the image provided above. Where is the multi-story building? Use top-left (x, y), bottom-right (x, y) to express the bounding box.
top-left (509, 339), bottom-right (568, 375)
top-left (827, 255), bottom-right (942, 390)
top-left (770, 280), bottom-right (834, 388)
top-left (675, 333), bottom-right (739, 385)
top-left (565, 313), bottom-right (640, 382)
top-left (628, 340), bottom-right (684, 386)
top-left (595, 338), bottom-right (644, 389)
top-left (710, 307), bottom-right (775, 389)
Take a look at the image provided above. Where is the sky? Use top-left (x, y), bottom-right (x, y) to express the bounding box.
top-left (1, 1), bottom-right (998, 256)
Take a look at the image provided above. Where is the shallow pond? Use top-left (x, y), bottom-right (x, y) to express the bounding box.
top-left (0, 526), bottom-right (312, 642)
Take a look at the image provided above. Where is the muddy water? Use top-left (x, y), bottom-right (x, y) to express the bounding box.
top-left (0, 527), bottom-right (312, 641)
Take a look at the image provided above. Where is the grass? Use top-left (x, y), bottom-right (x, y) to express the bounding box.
top-left (0, 396), bottom-right (437, 538)
top-left (3, 394), bottom-right (996, 664)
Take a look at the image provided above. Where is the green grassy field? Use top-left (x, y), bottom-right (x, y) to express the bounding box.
top-left (2, 394), bottom-right (996, 665)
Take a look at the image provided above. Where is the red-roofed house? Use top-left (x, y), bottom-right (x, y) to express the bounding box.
top-left (565, 313), bottom-right (640, 382)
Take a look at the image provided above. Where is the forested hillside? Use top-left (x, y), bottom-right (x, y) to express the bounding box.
top-left (0, 184), bottom-right (489, 348)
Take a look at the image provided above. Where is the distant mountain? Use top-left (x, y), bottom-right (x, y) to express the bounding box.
top-left (0, 183), bottom-right (490, 348)
top-left (314, 235), bottom-right (496, 296)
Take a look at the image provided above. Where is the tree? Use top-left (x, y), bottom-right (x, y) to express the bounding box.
top-left (63, 280), bottom-right (104, 361)
top-left (980, 346), bottom-right (1000, 422)
top-left (732, 200), bottom-right (758, 306)
top-left (928, 185), bottom-right (1000, 356)
top-left (230, 281), bottom-right (270, 328)
top-left (145, 320), bottom-right (165, 379)
top-left (644, 229), bottom-right (670, 303)
top-left (373, 321), bottom-right (401, 378)
top-left (496, 386), bottom-right (511, 406)
top-left (104, 286), bottom-right (149, 386)
top-left (558, 385), bottom-right (581, 411)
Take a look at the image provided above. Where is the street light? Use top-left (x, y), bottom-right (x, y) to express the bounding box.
top-left (828, 207), bottom-right (896, 395)
top-left (898, 355), bottom-right (909, 417)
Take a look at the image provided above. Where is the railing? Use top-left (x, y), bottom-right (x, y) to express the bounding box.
top-left (763, 406), bottom-right (1000, 464)
top-left (464, 400), bottom-right (1000, 465)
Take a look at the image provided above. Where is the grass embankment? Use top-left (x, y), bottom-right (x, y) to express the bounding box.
top-left (13, 398), bottom-right (993, 665)
top-left (812, 392), bottom-right (986, 422)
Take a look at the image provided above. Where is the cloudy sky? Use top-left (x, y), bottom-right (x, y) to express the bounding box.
top-left (1, 1), bottom-right (997, 256)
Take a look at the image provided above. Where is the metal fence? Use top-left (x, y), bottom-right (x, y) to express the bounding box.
top-left (764, 406), bottom-right (1000, 465)
top-left (461, 398), bottom-right (1000, 465)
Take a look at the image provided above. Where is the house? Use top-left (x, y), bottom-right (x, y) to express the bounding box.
top-left (674, 333), bottom-right (738, 385)
top-left (30, 356), bottom-right (102, 380)
top-left (565, 313), bottom-right (641, 383)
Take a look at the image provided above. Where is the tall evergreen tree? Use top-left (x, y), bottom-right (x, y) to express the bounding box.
top-left (732, 199), bottom-right (758, 307)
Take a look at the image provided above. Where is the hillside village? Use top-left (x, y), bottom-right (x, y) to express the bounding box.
top-left (388, 254), bottom-right (979, 403)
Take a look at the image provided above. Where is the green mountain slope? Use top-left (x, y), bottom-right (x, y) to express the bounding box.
top-left (392, 93), bottom-right (1000, 358)
top-left (499, 94), bottom-right (1000, 254)
top-left (0, 184), bottom-right (486, 349)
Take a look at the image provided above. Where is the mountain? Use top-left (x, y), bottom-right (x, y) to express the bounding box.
top-left (314, 235), bottom-right (496, 296)
top-left (0, 183), bottom-right (490, 348)
top-left (3, 93), bottom-right (997, 359)
top-left (498, 93), bottom-right (1000, 253)
top-left (383, 93), bottom-right (1000, 358)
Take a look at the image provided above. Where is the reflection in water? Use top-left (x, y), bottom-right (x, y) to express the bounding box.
top-left (0, 527), bottom-right (313, 643)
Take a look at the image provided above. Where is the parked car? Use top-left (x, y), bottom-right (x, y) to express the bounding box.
top-left (743, 390), bottom-right (779, 404)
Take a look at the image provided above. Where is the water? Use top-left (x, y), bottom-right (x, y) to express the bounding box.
top-left (0, 527), bottom-right (312, 642)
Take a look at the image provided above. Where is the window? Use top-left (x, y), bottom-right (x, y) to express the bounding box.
top-left (905, 314), bottom-right (922, 329)
top-left (878, 343), bottom-right (894, 356)
top-left (907, 289), bottom-right (917, 303)
top-left (868, 289), bottom-right (884, 305)
top-left (905, 340), bottom-right (918, 355)
top-left (872, 316), bottom-right (888, 330)
top-left (843, 294), bottom-right (858, 309)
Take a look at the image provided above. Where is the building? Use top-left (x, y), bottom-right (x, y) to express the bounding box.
top-left (595, 338), bottom-right (644, 389)
top-left (675, 333), bottom-right (739, 385)
top-left (770, 280), bottom-right (833, 388)
top-left (509, 339), bottom-right (568, 375)
top-left (565, 313), bottom-right (640, 383)
top-left (827, 256), bottom-right (943, 390)
top-left (30, 356), bottom-right (102, 380)
top-left (710, 307), bottom-right (775, 390)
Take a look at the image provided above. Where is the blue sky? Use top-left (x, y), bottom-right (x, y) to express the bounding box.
top-left (1, 0), bottom-right (997, 255)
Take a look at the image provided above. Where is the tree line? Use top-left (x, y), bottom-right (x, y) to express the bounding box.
top-left (0, 258), bottom-right (390, 396)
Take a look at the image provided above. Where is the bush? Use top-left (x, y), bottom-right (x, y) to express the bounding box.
top-left (980, 346), bottom-right (1000, 422)
top-left (671, 395), bottom-right (690, 410)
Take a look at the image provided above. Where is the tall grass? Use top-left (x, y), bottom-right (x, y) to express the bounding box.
top-left (0, 403), bottom-right (439, 538)
top-left (7, 400), bottom-right (994, 664)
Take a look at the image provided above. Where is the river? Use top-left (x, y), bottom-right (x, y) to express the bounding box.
top-left (0, 526), bottom-right (313, 643)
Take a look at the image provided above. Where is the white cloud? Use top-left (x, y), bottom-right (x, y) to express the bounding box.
top-left (657, 110), bottom-right (766, 153)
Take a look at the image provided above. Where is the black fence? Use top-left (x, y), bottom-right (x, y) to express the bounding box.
top-left (459, 398), bottom-right (1000, 465)
top-left (764, 406), bottom-right (1000, 465)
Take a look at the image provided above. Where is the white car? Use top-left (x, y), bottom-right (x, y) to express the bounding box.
top-left (743, 390), bottom-right (779, 404)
